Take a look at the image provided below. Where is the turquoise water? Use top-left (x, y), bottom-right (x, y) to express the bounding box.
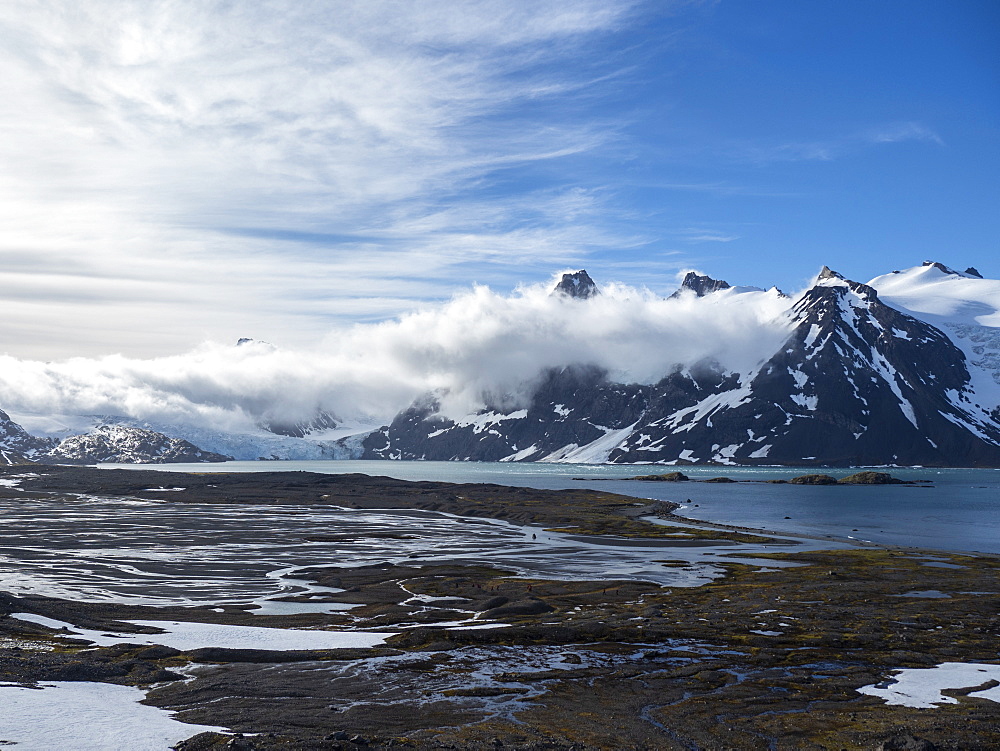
top-left (103, 461), bottom-right (1000, 555)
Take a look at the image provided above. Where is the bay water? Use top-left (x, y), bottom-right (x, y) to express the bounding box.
top-left (104, 461), bottom-right (1000, 555)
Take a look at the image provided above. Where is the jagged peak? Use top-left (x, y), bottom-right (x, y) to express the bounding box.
top-left (670, 271), bottom-right (732, 298)
top-left (552, 270), bottom-right (599, 299)
top-left (811, 266), bottom-right (881, 299)
top-left (922, 260), bottom-right (961, 276)
top-left (965, 266), bottom-right (983, 279)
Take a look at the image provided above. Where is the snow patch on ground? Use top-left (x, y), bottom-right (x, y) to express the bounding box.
top-left (0, 681), bottom-right (228, 751)
top-left (12, 613), bottom-right (394, 652)
top-left (858, 662), bottom-right (1000, 708)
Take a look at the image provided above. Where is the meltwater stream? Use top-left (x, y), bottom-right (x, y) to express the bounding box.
top-left (0, 490), bottom-right (829, 607)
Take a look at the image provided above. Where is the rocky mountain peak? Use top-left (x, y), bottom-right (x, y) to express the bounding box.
top-left (918, 261), bottom-right (986, 279)
top-left (263, 410), bottom-right (340, 438)
top-left (552, 270), bottom-right (599, 299)
top-left (47, 424), bottom-right (231, 464)
top-left (671, 272), bottom-right (731, 298)
top-left (921, 261), bottom-right (964, 276)
top-left (817, 265), bottom-right (845, 281)
top-left (811, 267), bottom-right (881, 303)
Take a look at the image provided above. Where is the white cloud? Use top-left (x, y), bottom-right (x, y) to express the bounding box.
top-left (0, 275), bottom-right (797, 430)
top-left (866, 121), bottom-right (944, 146)
top-left (0, 0), bottom-right (649, 358)
top-left (678, 228), bottom-right (740, 243)
top-left (736, 121), bottom-right (944, 165)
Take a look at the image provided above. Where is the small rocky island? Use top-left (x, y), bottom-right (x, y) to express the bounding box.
top-left (627, 470), bottom-right (928, 485)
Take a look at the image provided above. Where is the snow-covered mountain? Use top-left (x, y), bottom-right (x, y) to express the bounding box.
top-left (0, 409), bottom-right (55, 464)
top-left (2, 261), bottom-right (998, 466)
top-left (5, 412), bottom-right (371, 463)
top-left (45, 425), bottom-right (231, 464)
top-left (0, 414), bottom-right (232, 466)
top-left (868, 261), bottom-right (1000, 426)
top-left (362, 263), bottom-right (1000, 467)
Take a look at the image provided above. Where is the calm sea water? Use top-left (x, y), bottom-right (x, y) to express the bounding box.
top-left (102, 461), bottom-right (1000, 556)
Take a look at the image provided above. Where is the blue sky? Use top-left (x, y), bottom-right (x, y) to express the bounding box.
top-left (0, 0), bottom-right (996, 357)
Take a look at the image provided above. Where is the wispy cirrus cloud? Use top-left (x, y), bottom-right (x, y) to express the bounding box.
top-left (676, 228), bottom-right (740, 243)
top-left (0, 0), bottom-right (652, 357)
top-left (736, 121), bottom-right (944, 165)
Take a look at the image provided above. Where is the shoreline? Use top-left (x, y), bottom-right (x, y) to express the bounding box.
top-left (92, 459), bottom-right (1000, 557)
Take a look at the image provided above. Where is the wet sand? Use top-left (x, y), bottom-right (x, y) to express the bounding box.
top-left (1, 465), bottom-right (998, 750)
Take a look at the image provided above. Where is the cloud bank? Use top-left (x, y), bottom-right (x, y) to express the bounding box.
top-left (0, 275), bottom-right (795, 432)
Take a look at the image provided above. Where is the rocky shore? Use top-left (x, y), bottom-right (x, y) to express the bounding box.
top-left (0, 465), bottom-right (997, 749)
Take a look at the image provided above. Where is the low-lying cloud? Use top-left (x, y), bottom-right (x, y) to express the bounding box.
top-left (0, 275), bottom-right (796, 434)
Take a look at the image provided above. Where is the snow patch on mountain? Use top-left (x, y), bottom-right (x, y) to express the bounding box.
top-left (539, 422), bottom-right (638, 464)
top-left (870, 263), bottom-right (1000, 413)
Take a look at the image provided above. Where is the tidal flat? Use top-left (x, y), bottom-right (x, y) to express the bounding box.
top-left (0, 465), bottom-right (998, 750)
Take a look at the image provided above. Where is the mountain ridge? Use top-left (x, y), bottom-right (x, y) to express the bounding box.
top-left (2, 262), bottom-right (998, 466)
top-left (362, 264), bottom-right (1000, 467)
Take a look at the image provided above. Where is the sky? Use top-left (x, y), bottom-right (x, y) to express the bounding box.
top-left (1, 0), bottom-right (997, 359)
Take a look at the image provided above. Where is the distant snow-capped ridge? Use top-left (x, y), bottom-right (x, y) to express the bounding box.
top-left (46, 425), bottom-right (232, 465)
top-left (0, 411), bottom-right (374, 464)
top-left (363, 263), bottom-right (1000, 467)
top-left (0, 414), bottom-right (233, 465)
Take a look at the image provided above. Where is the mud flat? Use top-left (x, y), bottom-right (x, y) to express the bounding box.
top-left (0, 465), bottom-right (998, 750)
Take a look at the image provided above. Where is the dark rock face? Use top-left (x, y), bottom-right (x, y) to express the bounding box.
top-left (262, 410), bottom-right (340, 438)
top-left (552, 270), bottom-right (599, 299)
top-left (0, 409), bottom-right (56, 464)
top-left (965, 266), bottom-right (983, 278)
top-left (45, 425), bottom-right (231, 464)
top-left (670, 272), bottom-right (732, 298)
top-left (363, 268), bottom-right (1000, 467)
top-left (362, 365), bottom-right (650, 462)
